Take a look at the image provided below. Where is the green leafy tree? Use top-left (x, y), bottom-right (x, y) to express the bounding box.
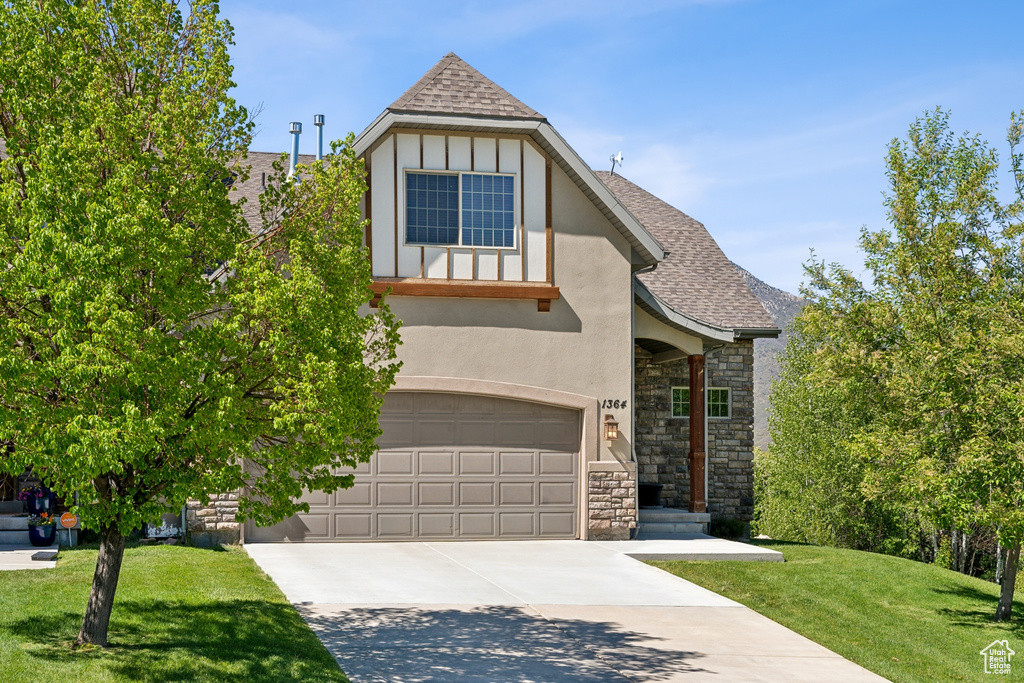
top-left (0, 0), bottom-right (400, 647)
top-left (775, 109), bottom-right (1024, 621)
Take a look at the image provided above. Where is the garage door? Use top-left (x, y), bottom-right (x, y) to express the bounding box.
top-left (245, 391), bottom-right (581, 542)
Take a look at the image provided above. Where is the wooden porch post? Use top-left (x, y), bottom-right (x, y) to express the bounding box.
top-left (688, 354), bottom-right (707, 513)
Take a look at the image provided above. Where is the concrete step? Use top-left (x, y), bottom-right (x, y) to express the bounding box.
top-left (0, 501), bottom-right (23, 514)
top-left (0, 529), bottom-right (31, 545)
top-left (639, 521), bottom-right (708, 535)
top-left (638, 508), bottom-right (711, 524)
top-left (0, 514), bottom-right (30, 531)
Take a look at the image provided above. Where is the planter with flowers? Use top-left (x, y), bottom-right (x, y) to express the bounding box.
top-left (18, 485), bottom-right (53, 515)
top-left (28, 512), bottom-right (57, 547)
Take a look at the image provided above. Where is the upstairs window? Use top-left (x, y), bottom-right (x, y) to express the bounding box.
top-left (405, 171), bottom-right (516, 249)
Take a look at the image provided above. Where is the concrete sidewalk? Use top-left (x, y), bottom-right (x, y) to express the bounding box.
top-left (0, 546), bottom-right (57, 571)
top-left (247, 540), bottom-right (884, 682)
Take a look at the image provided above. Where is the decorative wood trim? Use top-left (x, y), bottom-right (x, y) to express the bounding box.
top-left (444, 135), bottom-right (449, 170)
top-left (364, 150), bottom-right (373, 264)
top-left (419, 134), bottom-right (423, 169)
top-left (472, 248), bottom-right (477, 279)
top-left (420, 247), bottom-right (424, 278)
top-left (370, 278), bottom-right (559, 304)
top-left (545, 159), bottom-right (553, 284)
top-left (495, 141), bottom-right (500, 173)
top-left (537, 299), bottom-right (551, 312)
top-left (446, 247), bottom-right (452, 280)
top-left (688, 354), bottom-right (707, 514)
top-left (497, 249), bottom-right (502, 281)
top-left (470, 137), bottom-right (475, 171)
top-left (392, 133), bottom-right (398, 276)
top-left (520, 139), bottom-right (525, 281)
top-left (387, 128), bottom-right (537, 143)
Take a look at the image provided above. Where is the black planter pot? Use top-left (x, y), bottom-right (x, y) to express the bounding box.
top-left (29, 524), bottom-right (56, 547)
top-left (638, 483), bottom-right (664, 508)
top-left (25, 496), bottom-right (52, 515)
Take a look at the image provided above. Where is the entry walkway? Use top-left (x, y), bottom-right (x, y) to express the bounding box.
top-left (0, 546), bottom-right (57, 571)
top-left (246, 540), bottom-right (883, 682)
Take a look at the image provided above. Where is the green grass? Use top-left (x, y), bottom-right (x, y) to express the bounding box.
top-left (651, 541), bottom-right (1023, 682)
top-left (0, 543), bottom-right (347, 683)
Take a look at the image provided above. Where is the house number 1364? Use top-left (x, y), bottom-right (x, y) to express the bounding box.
top-left (601, 399), bottom-right (627, 409)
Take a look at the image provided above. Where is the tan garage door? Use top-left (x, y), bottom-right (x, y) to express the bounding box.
top-left (245, 391), bottom-right (581, 542)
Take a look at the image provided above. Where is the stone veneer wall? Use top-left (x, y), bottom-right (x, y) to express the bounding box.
top-left (587, 469), bottom-right (637, 540)
top-left (634, 341), bottom-right (755, 520)
top-left (186, 493), bottom-right (241, 546)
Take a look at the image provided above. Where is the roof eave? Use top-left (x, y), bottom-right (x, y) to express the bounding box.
top-left (352, 111), bottom-right (665, 267)
top-left (634, 279), bottom-right (779, 343)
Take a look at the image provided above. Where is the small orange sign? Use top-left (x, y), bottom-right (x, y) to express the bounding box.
top-left (60, 512), bottom-right (79, 529)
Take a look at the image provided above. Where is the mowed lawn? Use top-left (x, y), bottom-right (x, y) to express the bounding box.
top-left (0, 544), bottom-right (347, 683)
top-left (652, 541), bottom-right (1024, 683)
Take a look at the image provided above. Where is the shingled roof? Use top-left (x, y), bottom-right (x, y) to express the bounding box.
top-left (229, 151), bottom-right (315, 231)
top-left (595, 171), bottom-right (776, 333)
top-left (388, 52), bottom-right (545, 121)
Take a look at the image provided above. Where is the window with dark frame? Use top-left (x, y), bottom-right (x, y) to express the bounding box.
top-left (670, 386), bottom-right (731, 418)
top-left (405, 171), bottom-right (516, 249)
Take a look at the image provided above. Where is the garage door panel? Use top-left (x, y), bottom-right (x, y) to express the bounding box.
top-left (378, 514), bottom-right (414, 537)
top-left (418, 451), bottom-right (455, 475)
top-left (459, 482), bottom-right (495, 505)
top-left (459, 420), bottom-right (496, 445)
top-left (335, 513), bottom-right (372, 539)
top-left (377, 451), bottom-right (414, 475)
top-left (418, 482), bottom-right (455, 505)
top-left (459, 513), bottom-right (495, 537)
top-left (246, 392), bottom-right (580, 542)
top-left (419, 420), bottom-right (456, 445)
top-left (459, 452), bottom-right (495, 475)
top-left (539, 452), bottom-right (576, 475)
top-left (499, 452), bottom-right (535, 475)
top-left (540, 482), bottom-right (575, 505)
top-left (499, 512), bottom-right (535, 536)
top-left (539, 512), bottom-right (576, 537)
top-left (499, 482), bottom-right (535, 505)
top-left (418, 513), bottom-right (455, 537)
top-left (335, 482), bottom-right (371, 506)
top-left (299, 490), bottom-right (331, 506)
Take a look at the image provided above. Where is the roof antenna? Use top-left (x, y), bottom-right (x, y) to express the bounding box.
top-left (609, 151), bottom-right (623, 176)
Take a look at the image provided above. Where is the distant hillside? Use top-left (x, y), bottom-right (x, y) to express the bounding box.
top-left (733, 265), bottom-right (805, 450)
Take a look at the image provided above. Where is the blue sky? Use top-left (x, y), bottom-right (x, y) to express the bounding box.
top-left (221, 0), bottom-right (1024, 293)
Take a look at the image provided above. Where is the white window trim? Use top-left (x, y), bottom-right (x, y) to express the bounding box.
top-left (402, 169), bottom-right (519, 250)
top-left (669, 386), bottom-right (731, 419)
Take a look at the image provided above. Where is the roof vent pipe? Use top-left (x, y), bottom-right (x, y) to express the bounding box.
top-left (314, 114), bottom-right (325, 161)
top-left (288, 121), bottom-right (302, 177)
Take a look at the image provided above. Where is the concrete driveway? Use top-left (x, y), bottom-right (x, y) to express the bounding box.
top-left (246, 541), bottom-right (885, 682)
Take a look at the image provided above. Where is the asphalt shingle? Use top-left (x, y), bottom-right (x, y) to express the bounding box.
top-left (595, 170), bottom-right (776, 332)
top-left (388, 53), bottom-right (545, 121)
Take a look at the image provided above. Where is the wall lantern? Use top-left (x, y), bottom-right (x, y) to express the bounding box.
top-left (603, 414), bottom-right (619, 441)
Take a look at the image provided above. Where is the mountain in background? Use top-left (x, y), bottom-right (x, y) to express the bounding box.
top-left (733, 264), bottom-right (806, 450)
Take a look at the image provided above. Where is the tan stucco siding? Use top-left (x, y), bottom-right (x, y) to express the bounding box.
top-left (380, 162), bottom-right (635, 463)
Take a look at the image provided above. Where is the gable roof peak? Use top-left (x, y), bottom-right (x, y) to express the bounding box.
top-left (388, 53), bottom-right (545, 121)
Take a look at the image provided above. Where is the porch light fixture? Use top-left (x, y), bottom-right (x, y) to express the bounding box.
top-left (603, 414), bottom-right (619, 441)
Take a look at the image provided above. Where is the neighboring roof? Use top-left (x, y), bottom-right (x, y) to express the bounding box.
top-left (229, 151), bottom-right (314, 231)
top-left (595, 171), bottom-right (778, 337)
top-left (389, 52), bottom-right (545, 121)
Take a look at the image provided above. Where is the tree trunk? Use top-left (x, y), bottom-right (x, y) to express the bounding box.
top-left (996, 545), bottom-right (1006, 586)
top-left (76, 523), bottom-right (127, 647)
top-left (996, 545), bottom-right (1020, 622)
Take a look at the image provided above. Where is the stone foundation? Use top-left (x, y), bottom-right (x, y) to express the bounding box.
top-left (186, 492), bottom-right (240, 546)
top-left (634, 341), bottom-right (755, 520)
top-left (587, 465), bottom-right (637, 540)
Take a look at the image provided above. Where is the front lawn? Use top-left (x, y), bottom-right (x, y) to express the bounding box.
top-left (0, 543), bottom-right (347, 682)
top-left (652, 541), bottom-right (1023, 682)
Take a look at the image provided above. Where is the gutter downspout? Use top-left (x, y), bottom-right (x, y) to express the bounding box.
top-left (630, 265), bottom-right (657, 540)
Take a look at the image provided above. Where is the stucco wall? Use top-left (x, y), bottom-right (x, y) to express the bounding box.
top-left (634, 341), bottom-right (755, 520)
top-left (379, 161), bottom-right (635, 463)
